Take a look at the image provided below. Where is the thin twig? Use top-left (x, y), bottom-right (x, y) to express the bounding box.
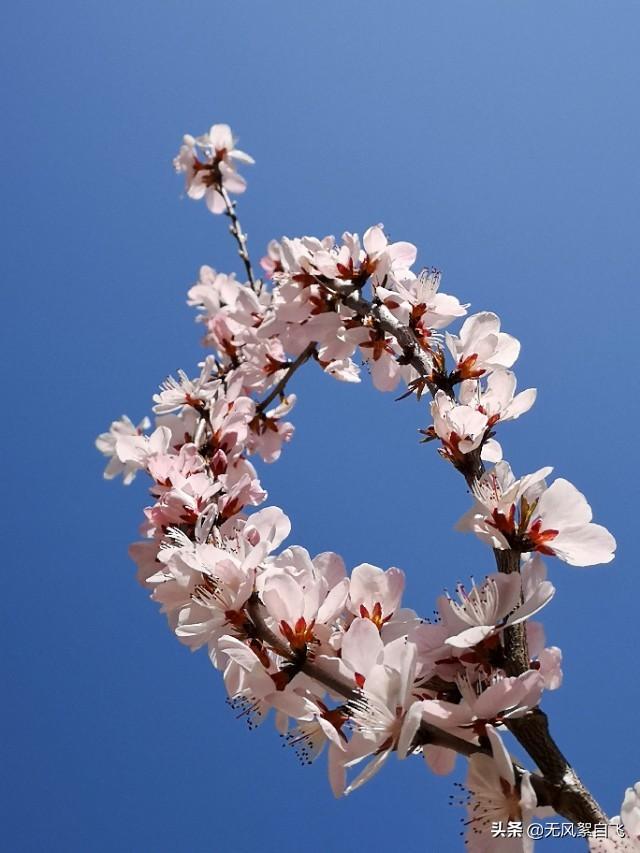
top-left (256, 343), bottom-right (317, 414)
top-left (218, 183), bottom-right (260, 294)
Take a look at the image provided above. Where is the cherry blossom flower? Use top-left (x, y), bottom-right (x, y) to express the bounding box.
top-left (95, 414), bottom-right (150, 484)
top-left (336, 638), bottom-right (422, 795)
top-left (152, 356), bottom-right (220, 414)
top-left (311, 225), bottom-right (417, 287)
top-left (458, 368), bottom-right (537, 425)
top-left (150, 508), bottom-right (290, 656)
top-left (446, 312), bottom-right (520, 380)
top-left (264, 545), bottom-right (348, 597)
top-left (319, 617), bottom-right (385, 691)
top-left (259, 563), bottom-right (349, 651)
top-left (316, 356), bottom-right (358, 382)
top-left (458, 461), bottom-right (616, 566)
top-left (216, 471), bottom-right (267, 523)
top-left (146, 442), bottom-right (205, 487)
top-left (420, 671), bottom-right (545, 739)
top-left (622, 783), bottom-right (640, 846)
top-left (465, 725), bottom-right (538, 851)
top-left (205, 393), bottom-right (255, 461)
top-left (114, 424), bottom-right (172, 473)
top-left (281, 696), bottom-right (349, 773)
top-left (260, 239), bottom-right (284, 278)
top-left (172, 549), bottom-right (256, 655)
top-left (377, 268), bottom-right (469, 333)
top-left (174, 124), bottom-right (254, 214)
top-left (154, 406), bottom-right (200, 450)
top-left (247, 395), bottom-right (296, 463)
top-left (360, 334), bottom-right (402, 391)
top-left (429, 390), bottom-right (491, 463)
top-left (439, 557), bottom-right (555, 650)
top-left (187, 266), bottom-right (242, 317)
top-left (347, 563), bottom-right (405, 629)
top-left (217, 635), bottom-right (309, 727)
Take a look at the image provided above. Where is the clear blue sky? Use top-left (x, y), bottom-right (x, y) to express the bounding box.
top-left (2, 2), bottom-right (639, 851)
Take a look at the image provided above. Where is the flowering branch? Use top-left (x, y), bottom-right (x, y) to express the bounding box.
top-left (246, 590), bottom-right (598, 824)
top-left (97, 123), bottom-right (639, 851)
top-left (256, 343), bottom-right (317, 414)
top-left (313, 280), bottom-right (606, 823)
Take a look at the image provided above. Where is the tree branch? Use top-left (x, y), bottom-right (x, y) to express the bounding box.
top-left (256, 343), bottom-right (317, 414)
top-left (246, 594), bottom-right (597, 821)
top-left (218, 183), bottom-right (260, 294)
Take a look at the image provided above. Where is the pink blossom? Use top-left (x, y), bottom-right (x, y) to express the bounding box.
top-left (348, 563), bottom-right (405, 628)
top-left (311, 226), bottom-right (417, 287)
top-left (187, 266), bottom-right (242, 318)
top-left (247, 395), bottom-right (296, 463)
top-left (378, 268), bottom-right (469, 332)
top-left (318, 617), bottom-right (385, 691)
top-left (465, 725), bottom-right (538, 851)
top-left (115, 424), bottom-right (172, 473)
top-left (152, 356), bottom-right (220, 414)
top-left (174, 124), bottom-right (254, 214)
top-left (336, 639), bottom-right (421, 795)
top-left (217, 635), bottom-right (309, 727)
top-left (420, 671), bottom-right (545, 738)
top-left (430, 390), bottom-right (490, 461)
top-left (459, 461), bottom-right (616, 566)
top-left (446, 312), bottom-right (520, 380)
top-left (439, 557), bottom-right (555, 650)
top-left (322, 356), bottom-right (361, 383)
top-left (590, 784), bottom-right (640, 851)
top-left (259, 562), bottom-right (349, 651)
top-left (458, 368), bottom-right (537, 425)
top-left (95, 414), bottom-right (150, 484)
top-left (98, 122), bottom-right (622, 820)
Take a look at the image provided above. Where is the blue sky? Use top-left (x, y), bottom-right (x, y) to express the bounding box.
top-left (2, 2), bottom-right (639, 851)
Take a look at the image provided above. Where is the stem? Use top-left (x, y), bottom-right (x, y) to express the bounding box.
top-left (218, 183), bottom-right (260, 294)
top-left (256, 343), bottom-right (317, 414)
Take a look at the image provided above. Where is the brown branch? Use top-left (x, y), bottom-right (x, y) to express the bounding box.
top-left (246, 595), bottom-right (595, 821)
top-left (256, 343), bottom-right (317, 414)
top-left (218, 183), bottom-right (260, 294)
top-left (327, 285), bottom-right (438, 394)
top-left (494, 549), bottom-right (531, 677)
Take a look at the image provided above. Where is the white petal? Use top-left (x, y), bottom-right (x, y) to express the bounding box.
top-left (551, 524), bottom-right (616, 566)
top-left (535, 478), bottom-right (592, 528)
top-left (445, 625), bottom-right (495, 649)
top-left (344, 749), bottom-right (391, 795)
top-left (397, 701), bottom-right (424, 759)
top-left (504, 387), bottom-right (537, 420)
top-left (481, 438), bottom-right (503, 463)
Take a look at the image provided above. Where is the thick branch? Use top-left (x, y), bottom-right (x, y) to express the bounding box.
top-left (494, 548), bottom-right (531, 676)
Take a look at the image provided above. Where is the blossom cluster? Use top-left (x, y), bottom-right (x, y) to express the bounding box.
top-left (98, 124), bottom-right (629, 851)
